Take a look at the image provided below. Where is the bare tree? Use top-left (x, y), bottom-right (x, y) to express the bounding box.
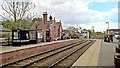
top-left (27, 12), bottom-right (37, 21)
top-left (67, 26), bottom-right (78, 32)
top-left (0, 0), bottom-right (35, 23)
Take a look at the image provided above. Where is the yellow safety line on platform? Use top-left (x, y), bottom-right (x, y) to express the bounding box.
top-left (88, 39), bottom-right (101, 66)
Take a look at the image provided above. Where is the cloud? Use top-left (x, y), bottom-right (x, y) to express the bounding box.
top-left (29, 0), bottom-right (119, 31)
top-left (103, 8), bottom-right (118, 23)
top-left (0, 0), bottom-right (118, 31)
top-left (92, 0), bottom-right (120, 2)
top-left (109, 8), bottom-right (118, 23)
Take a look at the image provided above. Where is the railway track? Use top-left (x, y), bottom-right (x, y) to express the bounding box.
top-left (49, 40), bottom-right (95, 68)
top-left (2, 40), bottom-right (87, 68)
top-left (30, 40), bottom-right (95, 68)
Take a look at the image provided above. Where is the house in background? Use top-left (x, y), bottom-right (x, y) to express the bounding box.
top-left (31, 12), bottom-right (63, 42)
top-left (62, 30), bottom-right (71, 39)
top-left (81, 29), bottom-right (89, 39)
top-left (0, 25), bottom-right (11, 45)
top-left (62, 30), bottom-right (80, 39)
top-left (0, 25), bottom-right (11, 32)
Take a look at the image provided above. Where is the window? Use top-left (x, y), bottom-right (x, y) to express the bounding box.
top-left (54, 26), bottom-right (55, 31)
top-left (26, 33), bottom-right (29, 39)
top-left (14, 32), bottom-right (19, 39)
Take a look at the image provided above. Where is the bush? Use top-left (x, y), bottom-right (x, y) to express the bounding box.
top-left (1, 20), bottom-right (35, 30)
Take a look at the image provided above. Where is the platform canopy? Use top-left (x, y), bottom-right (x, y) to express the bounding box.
top-left (108, 29), bottom-right (120, 35)
top-left (0, 25), bottom-right (11, 32)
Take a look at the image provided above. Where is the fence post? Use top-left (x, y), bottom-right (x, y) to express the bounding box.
top-left (8, 37), bottom-right (9, 46)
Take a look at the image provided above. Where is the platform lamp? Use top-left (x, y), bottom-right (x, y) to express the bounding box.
top-left (106, 22), bottom-right (109, 35)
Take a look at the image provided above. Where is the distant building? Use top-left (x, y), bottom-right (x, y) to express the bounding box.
top-left (81, 29), bottom-right (89, 39)
top-left (62, 30), bottom-right (80, 39)
top-left (31, 12), bottom-right (63, 42)
top-left (0, 25), bottom-right (11, 46)
top-left (0, 25), bottom-right (11, 32)
top-left (62, 30), bottom-right (71, 39)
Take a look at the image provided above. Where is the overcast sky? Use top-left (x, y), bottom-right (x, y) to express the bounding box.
top-left (0, 0), bottom-right (119, 32)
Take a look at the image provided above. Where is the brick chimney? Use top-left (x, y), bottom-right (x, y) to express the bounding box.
top-left (42, 12), bottom-right (48, 42)
top-left (49, 15), bottom-right (52, 21)
top-left (43, 12), bottom-right (48, 24)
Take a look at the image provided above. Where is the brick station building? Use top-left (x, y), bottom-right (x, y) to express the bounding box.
top-left (32, 12), bottom-right (63, 42)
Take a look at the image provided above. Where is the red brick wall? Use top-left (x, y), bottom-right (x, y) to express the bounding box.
top-left (50, 18), bottom-right (61, 41)
top-left (40, 12), bottom-right (63, 41)
top-left (58, 21), bottom-right (62, 38)
top-left (42, 12), bottom-right (48, 42)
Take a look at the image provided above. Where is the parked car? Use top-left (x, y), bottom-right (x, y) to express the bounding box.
top-left (61, 33), bottom-right (70, 40)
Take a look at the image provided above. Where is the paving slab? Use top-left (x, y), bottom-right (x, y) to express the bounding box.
top-left (72, 39), bottom-right (101, 67)
top-left (72, 39), bottom-right (117, 68)
top-left (98, 40), bottom-right (117, 66)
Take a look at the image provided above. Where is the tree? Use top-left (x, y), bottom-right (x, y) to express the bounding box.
top-left (1, 19), bottom-right (36, 30)
top-left (67, 26), bottom-right (80, 38)
top-left (32, 18), bottom-right (42, 23)
top-left (0, 0), bottom-right (35, 28)
top-left (1, 21), bottom-right (16, 30)
top-left (67, 26), bottom-right (77, 32)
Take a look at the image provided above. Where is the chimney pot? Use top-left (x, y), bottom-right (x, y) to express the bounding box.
top-left (43, 12), bottom-right (48, 15)
top-left (49, 15), bottom-right (52, 20)
top-left (43, 12), bottom-right (48, 24)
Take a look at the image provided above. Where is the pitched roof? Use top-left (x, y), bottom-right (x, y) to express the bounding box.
top-left (31, 21), bottom-right (42, 30)
top-left (0, 25), bottom-right (11, 32)
top-left (31, 19), bottom-right (62, 31)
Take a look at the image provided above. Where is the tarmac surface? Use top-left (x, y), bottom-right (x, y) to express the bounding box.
top-left (98, 40), bottom-right (116, 67)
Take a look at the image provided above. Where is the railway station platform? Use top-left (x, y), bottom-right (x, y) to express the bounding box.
top-left (0, 39), bottom-right (74, 54)
top-left (0, 39), bottom-right (118, 67)
top-left (72, 39), bottom-right (117, 67)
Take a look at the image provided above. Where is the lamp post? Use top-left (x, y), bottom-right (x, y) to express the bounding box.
top-left (36, 24), bottom-right (38, 43)
top-left (106, 22), bottom-right (109, 35)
